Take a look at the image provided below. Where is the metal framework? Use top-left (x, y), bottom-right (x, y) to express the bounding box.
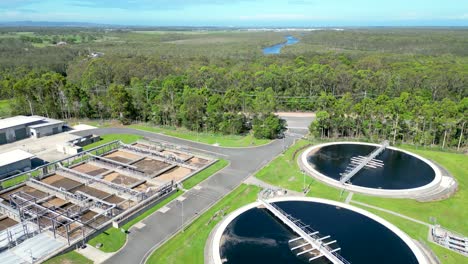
top-left (87, 157), bottom-right (147, 179)
top-left (258, 198), bottom-right (350, 264)
top-left (121, 144), bottom-right (198, 170)
top-left (57, 166), bottom-right (145, 200)
top-left (340, 140), bottom-right (389, 183)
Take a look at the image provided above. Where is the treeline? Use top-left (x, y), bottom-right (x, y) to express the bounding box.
top-left (0, 69), bottom-right (284, 139)
top-left (309, 93), bottom-right (467, 149)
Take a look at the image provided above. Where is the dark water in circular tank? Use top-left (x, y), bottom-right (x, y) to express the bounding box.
top-left (220, 201), bottom-right (419, 264)
top-left (307, 144), bottom-right (435, 189)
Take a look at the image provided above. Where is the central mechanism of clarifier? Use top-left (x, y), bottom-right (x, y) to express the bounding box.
top-left (258, 196), bottom-right (350, 264)
top-left (339, 140), bottom-right (389, 183)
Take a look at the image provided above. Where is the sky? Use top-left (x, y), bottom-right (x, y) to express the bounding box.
top-left (0, 0), bottom-right (467, 27)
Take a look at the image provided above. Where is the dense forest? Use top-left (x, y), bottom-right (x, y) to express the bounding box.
top-left (0, 28), bottom-right (466, 146)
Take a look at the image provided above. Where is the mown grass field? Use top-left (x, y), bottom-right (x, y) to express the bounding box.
top-left (129, 124), bottom-right (271, 147)
top-left (43, 251), bottom-right (92, 264)
top-left (353, 145), bottom-right (468, 235)
top-left (147, 184), bottom-right (261, 264)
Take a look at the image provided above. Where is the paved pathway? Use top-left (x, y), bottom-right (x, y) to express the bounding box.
top-left (345, 192), bottom-right (353, 204)
top-left (72, 127), bottom-right (306, 264)
top-left (350, 200), bottom-right (431, 227)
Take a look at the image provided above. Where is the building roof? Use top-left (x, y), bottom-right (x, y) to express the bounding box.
top-left (28, 118), bottom-right (64, 129)
top-left (0, 149), bottom-right (35, 167)
top-left (0, 116), bottom-right (45, 130)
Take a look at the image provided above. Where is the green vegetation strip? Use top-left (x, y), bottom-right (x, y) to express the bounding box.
top-left (83, 134), bottom-right (143, 150)
top-left (183, 159), bottom-right (228, 189)
top-left (147, 184), bottom-right (261, 264)
top-left (43, 251), bottom-right (92, 264)
top-left (129, 124), bottom-right (271, 147)
top-left (352, 205), bottom-right (467, 264)
top-left (255, 139), bottom-right (347, 201)
top-left (353, 145), bottom-right (468, 235)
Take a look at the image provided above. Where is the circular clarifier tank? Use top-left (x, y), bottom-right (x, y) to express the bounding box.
top-left (300, 142), bottom-right (442, 197)
top-left (212, 197), bottom-right (428, 264)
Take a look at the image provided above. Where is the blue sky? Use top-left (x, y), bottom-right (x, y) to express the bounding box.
top-left (0, 0), bottom-right (467, 26)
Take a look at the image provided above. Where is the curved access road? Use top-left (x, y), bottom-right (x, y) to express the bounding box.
top-left (72, 127), bottom-right (307, 264)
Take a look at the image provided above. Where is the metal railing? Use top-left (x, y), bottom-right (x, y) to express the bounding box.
top-left (260, 198), bottom-right (350, 264)
top-left (340, 140), bottom-right (388, 183)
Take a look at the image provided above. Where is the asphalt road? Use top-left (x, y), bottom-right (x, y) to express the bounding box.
top-left (72, 121), bottom-right (310, 264)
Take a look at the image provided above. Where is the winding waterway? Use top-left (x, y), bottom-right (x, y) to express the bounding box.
top-left (263, 35), bottom-right (299, 54)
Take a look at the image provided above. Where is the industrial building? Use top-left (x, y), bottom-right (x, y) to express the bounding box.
top-left (0, 149), bottom-right (35, 179)
top-left (0, 115), bottom-right (66, 145)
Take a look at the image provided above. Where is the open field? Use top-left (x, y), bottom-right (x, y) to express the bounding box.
top-left (129, 124), bottom-right (271, 147)
top-left (353, 146), bottom-right (468, 234)
top-left (42, 251), bottom-right (92, 264)
top-left (147, 184), bottom-right (261, 264)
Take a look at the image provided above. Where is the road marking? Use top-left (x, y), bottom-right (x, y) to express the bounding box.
top-left (176, 196), bottom-right (186, 202)
top-left (193, 185), bottom-right (202, 190)
top-left (158, 206), bottom-right (171, 213)
top-left (134, 222), bottom-right (146, 229)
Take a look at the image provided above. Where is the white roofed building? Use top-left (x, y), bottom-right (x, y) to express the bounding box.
top-left (0, 115), bottom-right (66, 144)
top-left (0, 149), bottom-right (35, 179)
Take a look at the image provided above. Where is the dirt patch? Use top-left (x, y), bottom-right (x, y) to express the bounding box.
top-left (156, 166), bottom-right (193, 182)
top-left (1, 186), bottom-right (48, 202)
top-left (133, 158), bottom-right (171, 173)
top-left (132, 182), bottom-right (155, 192)
top-left (102, 172), bottom-right (139, 186)
top-left (72, 185), bottom-right (110, 199)
top-left (72, 163), bottom-right (108, 176)
top-left (186, 157), bottom-right (209, 167)
top-left (41, 174), bottom-right (82, 190)
top-left (104, 150), bottom-right (142, 163)
top-left (104, 195), bottom-right (124, 204)
top-left (0, 217), bottom-right (17, 231)
top-left (162, 150), bottom-right (191, 160)
top-left (42, 197), bottom-right (69, 208)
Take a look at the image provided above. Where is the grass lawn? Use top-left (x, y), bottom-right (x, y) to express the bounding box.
top-left (43, 251), bottom-right (92, 264)
top-left (352, 146), bottom-right (468, 234)
top-left (352, 205), bottom-right (467, 264)
top-left (83, 134), bottom-right (143, 150)
top-left (129, 124), bottom-right (271, 147)
top-left (255, 139), bottom-right (347, 202)
top-left (182, 159), bottom-right (228, 189)
top-left (1, 174), bottom-right (29, 189)
top-left (147, 184), bottom-right (261, 264)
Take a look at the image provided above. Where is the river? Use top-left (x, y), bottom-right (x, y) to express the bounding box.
top-left (263, 35), bottom-right (299, 55)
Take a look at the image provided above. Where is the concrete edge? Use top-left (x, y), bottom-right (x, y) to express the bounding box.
top-left (299, 141), bottom-right (444, 198)
top-left (211, 197), bottom-right (428, 264)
